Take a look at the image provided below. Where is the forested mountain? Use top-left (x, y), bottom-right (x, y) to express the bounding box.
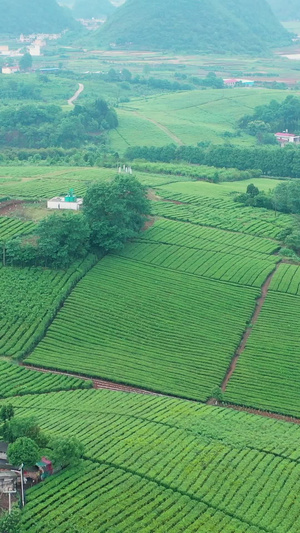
top-left (0, 0), bottom-right (76, 34)
top-left (267, 0), bottom-right (300, 21)
top-left (97, 0), bottom-right (290, 53)
top-left (73, 0), bottom-right (116, 18)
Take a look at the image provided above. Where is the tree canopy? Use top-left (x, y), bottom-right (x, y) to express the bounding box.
top-left (0, 99), bottom-right (118, 149)
top-left (239, 96), bottom-right (300, 138)
top-left (8, 437), bottom-right (39, 467)
top-left (84, 175), bottom-right (151, 250)
top-left (0, 0), bottom-right (77, 35)
top-left (50, 437), bottom-right (84, 467)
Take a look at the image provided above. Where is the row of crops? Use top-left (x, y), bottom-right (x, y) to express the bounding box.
top-left (142, 218), bottom-right (277, 256)
top-left (132, 161), bottom-right (258, 181)
top-left (153, 197), bottom-right (291, 239)
top-left (225, 291), bottom-right (300, 417)
top-left (0, 166), bottom-right (187, 200)
top-left (0, 254), bottom-right (97, 359)
top-left (0, 216), bottom-right (35, 242)
top-left (0, 360), bottom-right (91, 398)
top-left (118, 241), bottom-right (277, 287)
top-left (4, 388), bottom-right (300, 532)
top-left (27, 256), bottom-right (259, 401)
top-left (269, 263), bottom-right (300, 296)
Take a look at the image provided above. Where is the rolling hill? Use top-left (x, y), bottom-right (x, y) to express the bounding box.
top-left (267, 0), bottom-right (300, 21)
top-left (97, 0), bottom-right (290, 53)
top-left (0, 0), bottom-right (77, 34)
top-left (72, 0), bottom-right (116, 18)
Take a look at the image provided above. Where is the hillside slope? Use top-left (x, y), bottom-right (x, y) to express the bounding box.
top-left (97, 0), bottom-right (290, 53)
top-left (73, 0), bottom-right (115, 18)
top-left (267, 0), bottom-right (300, 21)
top-left (0, 0), bottom-right (76, 34)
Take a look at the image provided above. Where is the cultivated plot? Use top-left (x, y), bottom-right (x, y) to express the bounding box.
top-left (27, 256), bottom-right (259, 400)
top-left (5, 388), bottom-right (300, 533)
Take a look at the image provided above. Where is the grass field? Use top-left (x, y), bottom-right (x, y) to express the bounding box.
top-left (110, 88), bottom-right (295, 151)
top-left (1, 388), bottom-right (300, 532)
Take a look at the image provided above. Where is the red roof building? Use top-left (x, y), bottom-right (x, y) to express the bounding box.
top-left (275, 132), bottom-right (300, 147)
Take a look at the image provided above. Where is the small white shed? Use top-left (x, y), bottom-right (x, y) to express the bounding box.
top-left (47, 190), bottom-right (83, 211)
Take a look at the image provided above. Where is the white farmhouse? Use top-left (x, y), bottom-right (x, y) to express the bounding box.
top-left (47, 190), bottom-right (83, 211)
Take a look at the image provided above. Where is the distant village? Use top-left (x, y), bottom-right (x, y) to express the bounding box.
top-left (0, 32), bottom-right (62, 74)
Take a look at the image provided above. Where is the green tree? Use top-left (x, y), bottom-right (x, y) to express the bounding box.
top-left (19, 52), bottom-right (32, 71)
top-left (84, 175), bottom-right (151, 251)
top-left (50, 437), bottom-right (84, 468)
top-left (0, 506), bottom-right (21, 533)
top-left (8, 437), bottom-right (39, 467)
top-left (37, 212), bottom-right (91, 268)
top-left (246, 183), bottom-right (259, 197)
top-left (0, 404), bottom-right (14, 422)
top-left (3, 416), bottom-right (47, 446)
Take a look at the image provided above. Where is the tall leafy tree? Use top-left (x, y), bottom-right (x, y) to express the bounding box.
top-left (84, 175), bottom-right (151, 250)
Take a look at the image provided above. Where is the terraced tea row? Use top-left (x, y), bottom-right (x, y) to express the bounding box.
top-left (118, 241), bottom-right (277, 287)
top-left (225, 291), bottom-right (300, 417)
top-left (0, 254), bottom-right (96, 358)
top-left (0, 216), bottom-right (35, 241)
top-left (4, 388), bottom-right (300, 532)
top-left (27, 256), bottom-right (259, 401)
top-left (153, 199), bottom-right (289, 239)
top-left (0, 360), bottom-right (91, 397)
top-left (0, 168), bottom-right (186, 199)
top-left (142, 219), bottom-right (278, 256)
top-left (269, 263), bottom-right (300, 296)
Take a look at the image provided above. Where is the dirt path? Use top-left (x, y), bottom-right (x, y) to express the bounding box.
top-left (219, 263), bottom-right (281, 393)
top-left (68, 83), bottom-right (84, 106)
top-left (133, 111), bottom-right (184, 145)
top-left (22, 361), bottom-right (300, 425)
top-left (22, 364), bottom-right (162, 396)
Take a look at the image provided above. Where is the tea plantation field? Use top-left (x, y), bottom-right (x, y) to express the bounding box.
top-left (27, 255), bottom-right (259, 400)
top-left (3, 388), bottom-right (300, 532)
top-left (110, 88), bottom-right (292, 151)
top-left (225, 264), bottom-right (300, 417)
top-left (0, 254), bottom-right (96, 359)
top-left (0, 360), bottom-right (91, 398)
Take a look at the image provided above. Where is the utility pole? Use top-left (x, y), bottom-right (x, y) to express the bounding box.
top-left (2, 241), bottom-right (5, 266)
top-left (20, 464), bottom-right (25, 508)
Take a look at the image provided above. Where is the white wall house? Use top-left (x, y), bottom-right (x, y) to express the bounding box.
top-left (47, 196), bottom-right (83, 211)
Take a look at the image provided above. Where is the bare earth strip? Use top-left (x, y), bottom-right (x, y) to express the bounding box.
top-left (220, 263), bottom-right (281, 393)
top-left (68, 83), bottom-right (84, 107)
top-left (133, 111), bottom-right (184, 145)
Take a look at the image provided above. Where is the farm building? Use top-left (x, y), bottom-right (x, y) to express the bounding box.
top-left (223, 78), bottom-right (255, 87)
top-left (2, 66), bottom-right (20, 74)
top-left (0, 471), bottom-right (17, 494)
top-left (47, 190), bottom-right (83, 211)
top-left (275, 132), bottom-right (300, 147)
top-left (0, 442), bottom-right (8, 463)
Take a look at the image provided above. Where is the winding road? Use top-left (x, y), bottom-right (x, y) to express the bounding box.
top-left (68, 83), bottom-right (84, 106)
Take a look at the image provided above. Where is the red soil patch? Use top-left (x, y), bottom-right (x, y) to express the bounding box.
top-left (0, 200), bottom-right (25, 216)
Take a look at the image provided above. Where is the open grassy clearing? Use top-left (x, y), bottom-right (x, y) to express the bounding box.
top-left (0, 360), bottom-right (91, 398)
top-left (0, 255), bottom-right (96, 359)
top-left (27, 255), bottom-right (258, 401)
top-left (111, 88), bottom-right (296, 151)
top-left (225, 289), bottom-right (300, 418)
top-left (2, 388), bottom-right (300, 532)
